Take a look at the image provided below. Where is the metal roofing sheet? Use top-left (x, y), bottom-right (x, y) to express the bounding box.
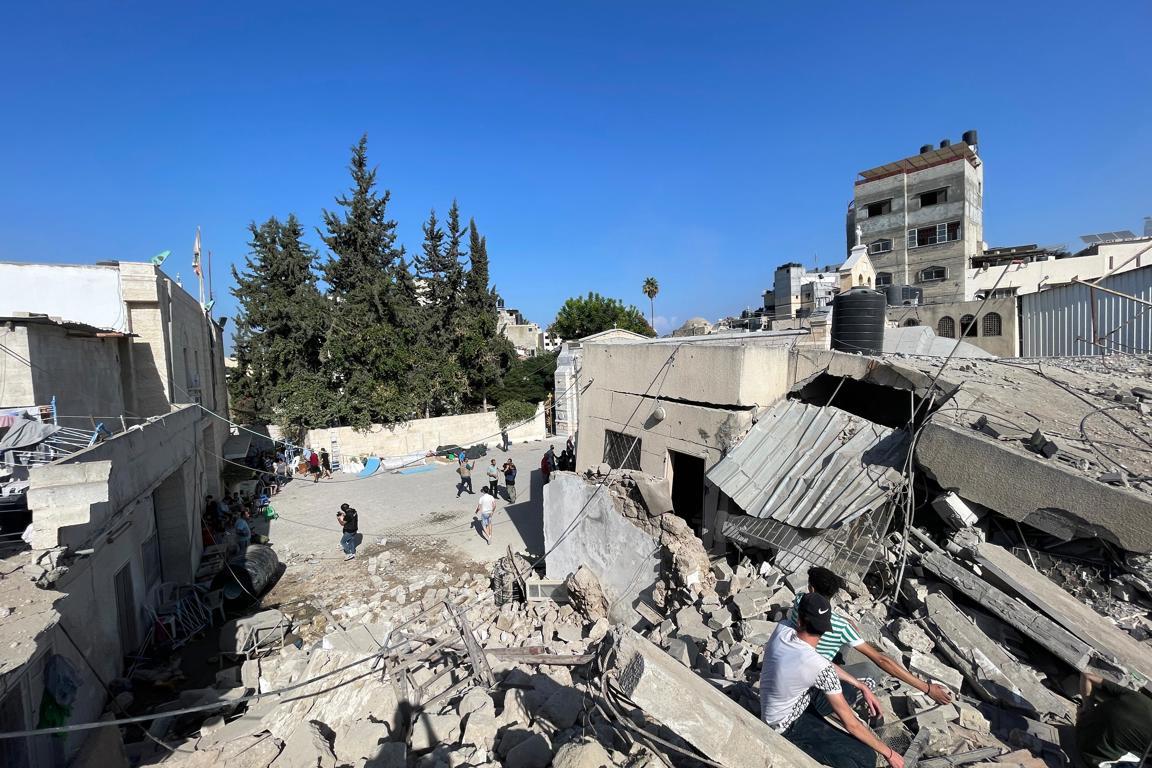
top-left (707, 400), bottom-right (907, 530)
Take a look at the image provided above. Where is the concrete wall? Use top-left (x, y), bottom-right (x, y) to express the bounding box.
top-left (23, 324), bottom-right (127, 418)
top-left (855, 157), bottom-right (983, 303)
top-left (284, 403), bottom-right (546, 462)
top-left (542, 473), bottom-right (661, 623)
top-left (886, 297), bottom-right (1018, 357)
top-left (0, 263), bottom-right (126, 331)
top-left (966, 239), bottom-right (1152, 299)
top-left (575, 339), bottom-right (794, 477)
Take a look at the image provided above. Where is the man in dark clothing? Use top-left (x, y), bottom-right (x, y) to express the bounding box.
top-left (503, 459), bottom-right (518, 503)
top-left (337, 503), bottom-right (359, 560)
top-left (1076, 674), bottom-right (1152, 768)
top-left (319, 448), bottom-right (332, 479)
top-left (457, 456), bottom-right (474, 496)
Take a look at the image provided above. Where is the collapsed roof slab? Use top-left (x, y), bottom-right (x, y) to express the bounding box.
top-left (789, 349), bottom-right (960, 402)
top-left (916, 422), bottom-right (1152, 552)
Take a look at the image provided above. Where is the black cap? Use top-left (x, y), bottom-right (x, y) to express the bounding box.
top-left (340, 503), bottom-right (350, 512)
top-left (797, 592), bottom-right (834, 635)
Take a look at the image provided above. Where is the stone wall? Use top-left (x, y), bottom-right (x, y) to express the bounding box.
top-left (280, 403), bottom-right (546, 461)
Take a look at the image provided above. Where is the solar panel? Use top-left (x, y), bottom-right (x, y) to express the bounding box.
top-left (1115, 230), bottom-right (1138, 239)
top-left (1080, 234), bottom-right (1103, 244)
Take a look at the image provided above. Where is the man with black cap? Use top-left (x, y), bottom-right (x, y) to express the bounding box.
top-left (761, 592), bottom-right (904, 768)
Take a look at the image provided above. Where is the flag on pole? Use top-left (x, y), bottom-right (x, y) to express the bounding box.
top-left (192, 227), bottom-right (202, 277)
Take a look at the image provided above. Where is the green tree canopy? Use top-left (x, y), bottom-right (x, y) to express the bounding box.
top-left (489, 351), bottom-right (557, 406)
top-left (549, 292), bottom-right (655, 339)
top-left (228, 214), bottom-right (328, 436)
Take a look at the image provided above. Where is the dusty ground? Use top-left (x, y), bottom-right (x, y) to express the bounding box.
top-left (252, 437), bottom-right (562, 636)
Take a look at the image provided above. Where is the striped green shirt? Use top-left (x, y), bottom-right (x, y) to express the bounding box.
top-left (789, 594), bottom-right (864, 660)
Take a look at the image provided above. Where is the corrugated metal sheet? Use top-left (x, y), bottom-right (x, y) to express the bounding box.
top-left (707, 400), bottom-right (907, 530)
top-left (1021, 265), bottom-right (1152, 357)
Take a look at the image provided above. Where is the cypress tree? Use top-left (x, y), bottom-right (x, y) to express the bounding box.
top-left (229, 214), bottom-right (328, 436)
top-left (320, 134), bottom-right (418, 428)
top-left (459, 219), bottom-right (513, 409)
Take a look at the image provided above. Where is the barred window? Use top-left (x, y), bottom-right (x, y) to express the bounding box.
top-left (603, 430), bottom-right (642, 470)
top-left (982, 312), bottom-right (1002, 337)
top-left (937, 316), bottom-right (956, 338)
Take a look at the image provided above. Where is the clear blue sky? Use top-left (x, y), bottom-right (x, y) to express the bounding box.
top-left (2, 1), bottom-right (1149, 339)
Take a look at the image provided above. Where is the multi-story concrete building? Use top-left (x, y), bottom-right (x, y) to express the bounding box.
top-left (850, 132), bottom-right (984, 303)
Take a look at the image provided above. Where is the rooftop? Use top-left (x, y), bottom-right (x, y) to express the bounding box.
top-left (856, 142), bottom-right (979, 184)
top-left (0, 551), bottom-right (62, 680)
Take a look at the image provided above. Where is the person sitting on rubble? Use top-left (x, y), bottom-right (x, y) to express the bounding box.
top-left (793, 566), bottom-right (954, 706)
top-left (761, 593), bottom-right (904, 768)
top-left (1074, 672), bottom-right (1152, 768)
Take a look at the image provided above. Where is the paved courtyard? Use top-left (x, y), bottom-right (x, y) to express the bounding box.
top-left (256, 437), bottom-right (564, 567)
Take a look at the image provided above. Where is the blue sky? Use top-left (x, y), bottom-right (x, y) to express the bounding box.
top-left (2, 2), bottom-right (1149, 339)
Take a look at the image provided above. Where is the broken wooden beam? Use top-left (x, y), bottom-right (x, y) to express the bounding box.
top-left (917, 747), bottom-right (1004, 768)
top-left (485, 647), bottom-right (595, 666)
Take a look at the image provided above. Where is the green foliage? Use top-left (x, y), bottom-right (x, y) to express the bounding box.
top-left (496, 399), bottom-right (538, 429)
top-left (490, 352), bottom-right (557, 406)
top-left (228, 214), bottom-right (328, 433)
top-left (549, 292), bottom-right (655, 339)
top-left (232, 134), bottom-right (519, 433)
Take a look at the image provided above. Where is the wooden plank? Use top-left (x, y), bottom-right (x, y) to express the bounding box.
top-left (902, 729), bottom-right (931, 768)
top-left (918, 747), bottom-right (1003, 768)
top-left (486, 647), bottom-right (596, 666)
top-left (918, 550), bottom-right (1132, 688)
top-left (974, 542), bottom-right (1152, 693)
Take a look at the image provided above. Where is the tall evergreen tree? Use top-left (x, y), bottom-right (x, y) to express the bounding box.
top-left (229, 214), bottom-right (328, 435)
top-left (320, 134), bottom-right (419, 428)
top-left (458, 219), bottom-right (513, 408)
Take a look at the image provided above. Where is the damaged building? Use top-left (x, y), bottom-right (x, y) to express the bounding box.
top-left (0, 261), bottom-right (229, 766)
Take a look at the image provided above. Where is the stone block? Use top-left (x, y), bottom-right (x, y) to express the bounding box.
top-left (336, 719), bottom-right (388, 763)
top-left (272, 720), bottom-right (336, 768)
top-left (891, 618), bottom-right (935, 654)
top-left (909, 651), bottom-right (964, 693)
top-left (586, 617), bottom-right (610, 643)
top-left (505, 733), bottom-right (553, 768)
top-left (410, 712), bottom-right (462, 752)
top-left (552, 737), bottom-right (613, 768)
top-left (665, 637), bottom-right (697, 668)
top-left (730, 588), bottom-right (773, 620)
top-left (739, 619), bottom-right (778, 646)
top-left (538, 687), bottom-right (585, 729)
top-left (672, 606), bottom-right (711, 642)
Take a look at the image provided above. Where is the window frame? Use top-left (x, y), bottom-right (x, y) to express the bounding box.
top-left (959, 314), bottom-right (978, 338)
top-left (982, 312), bottom-right (1003, 337)
top-left (918, 265), bottom-right (947, 283)
top-left (937, 316), bottom-right (956, 338)
top-left (908, 221), bottom-right (962, 249)
top-left (875, 271), bottom-right (893, 287)
top-left (864, 199), bottom-right (892, 218)
top-left (868, 239), bottom-right (893, 255)
top-left (603, 429), bottom-right (642, 471)
top-left (917, 188), bottom-right (948, 207)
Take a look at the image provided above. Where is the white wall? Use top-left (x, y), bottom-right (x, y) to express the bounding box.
top-left (966, 240), bottom-right (1152, 299)
top-left (0, 264), bottom-right (125, 331)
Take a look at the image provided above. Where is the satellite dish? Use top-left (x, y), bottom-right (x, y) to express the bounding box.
top-left (204, 299), bottom-right (216, 312)
top-left (151, 250), bottom-right (171, 265)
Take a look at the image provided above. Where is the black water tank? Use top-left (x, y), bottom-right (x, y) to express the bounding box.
top-left (216, 544), bottom-right (281, 604)
top-left (831, 288), bottom-right (886, 355)
top-left (939, 139), bottom-right (951, 148)
top-left (962, 129), bottom-right (979, 147)
top-left (919, 144), bottom-right (933, 154)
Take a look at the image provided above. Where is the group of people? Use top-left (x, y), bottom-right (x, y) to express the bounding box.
top-left (540, 437), bottom-right (576, 484)
top-left (203, 492), bottom-right (258, 553)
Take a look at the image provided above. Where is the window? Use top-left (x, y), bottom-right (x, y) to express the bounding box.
top-left (918, 188), bottom-right (948, 207)
top-left (982, 312), bottom-right (1002, 337)
top-left (902, 319), bottom-right (919, 327)
top-left (868, 239), bottom-right (893, 255)
top-left (959, 314), bottom-right (978, 338)
top-left (864, 199), bottom-right (892, 217)
top-left (603, 430), bottom-right (641, 471)
top-left (937, 316), bottom-right (956, 338)
top-left (142, 532), bottom-right (161, 589)
top-left (875, 272), bottom-right (893, 287)
top-left (919, 265), bottom-right (947, 282)
top-left (908, 221), bottom-right (961, 248)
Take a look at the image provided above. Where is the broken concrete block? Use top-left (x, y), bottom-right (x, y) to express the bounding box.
top-left (891, 618), bottom-right (935, 654)
top-left (272, 720), bottom-right (336, 768)
top-left (611, 629), bottom-right (822, 768)
top-left (730, 588), bottom-right (773, 620)
top-left (563, 567), bottom-right (609, 621)
top-left (958, 703), bottom-right (991, 733)
top-left (739, 619), bottom-right (778, 646)
top-left (504, 733), bottom-right (553, 768)
top-left (909, 651), bottom-right (964, 693)
top-left (336, 719), bottom-right (387, 763)
top-left (555, 623), bottom-right (583, 644)
top-left (364, 742), bottom-right (406, 768)
top-left (462, 707), bottom-right (499, 750)
top-left (665, 637), bottom-right (696, 668)
top-left (410, 712), bottom-right (462, 752)
top-left (552, 737), bottom-right (613, 768)
top-left (586, 617), bottom-right (610, 643)
top-left (537, 687), bottom-right (585, 729)
top-left (457, 688), bottom-right (494, 719)
top-left (672, 606), bottom-right (711, 642)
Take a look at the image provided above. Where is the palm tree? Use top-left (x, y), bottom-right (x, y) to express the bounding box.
top-left (642, 277), bottom-right (659, 331)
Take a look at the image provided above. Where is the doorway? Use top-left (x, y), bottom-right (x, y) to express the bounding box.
top-left (669, 451), bottom-right (705, 537)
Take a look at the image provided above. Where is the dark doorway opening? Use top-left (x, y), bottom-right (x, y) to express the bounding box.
top-left (669, 451), bottom-right (706, 537)
top-left (792, 374), bottom-right (929, 430)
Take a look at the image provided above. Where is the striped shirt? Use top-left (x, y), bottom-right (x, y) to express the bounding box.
top-left (789, 593), bottom-right (864, 660)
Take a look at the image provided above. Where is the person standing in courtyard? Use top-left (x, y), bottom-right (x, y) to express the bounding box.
top-left (308, 449), bottom-right (321, 483)
top-left (486, 458), bottom-right (500, 496)
top-left (457, 454), bottom-right (474, 496)
top-left (337, 503), bottom-right (359, 560)
top-left (319, 448), bottom-right (332, 479)
top-left (503, 458), bottom-right (517, 503)
top-left (476, 487), bottom-right (496, 544)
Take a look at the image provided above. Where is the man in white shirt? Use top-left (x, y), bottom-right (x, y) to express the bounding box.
top-left (761, 593), bottom-right (904, 768)
top-left (476, 487), bottom-right (496, 545)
